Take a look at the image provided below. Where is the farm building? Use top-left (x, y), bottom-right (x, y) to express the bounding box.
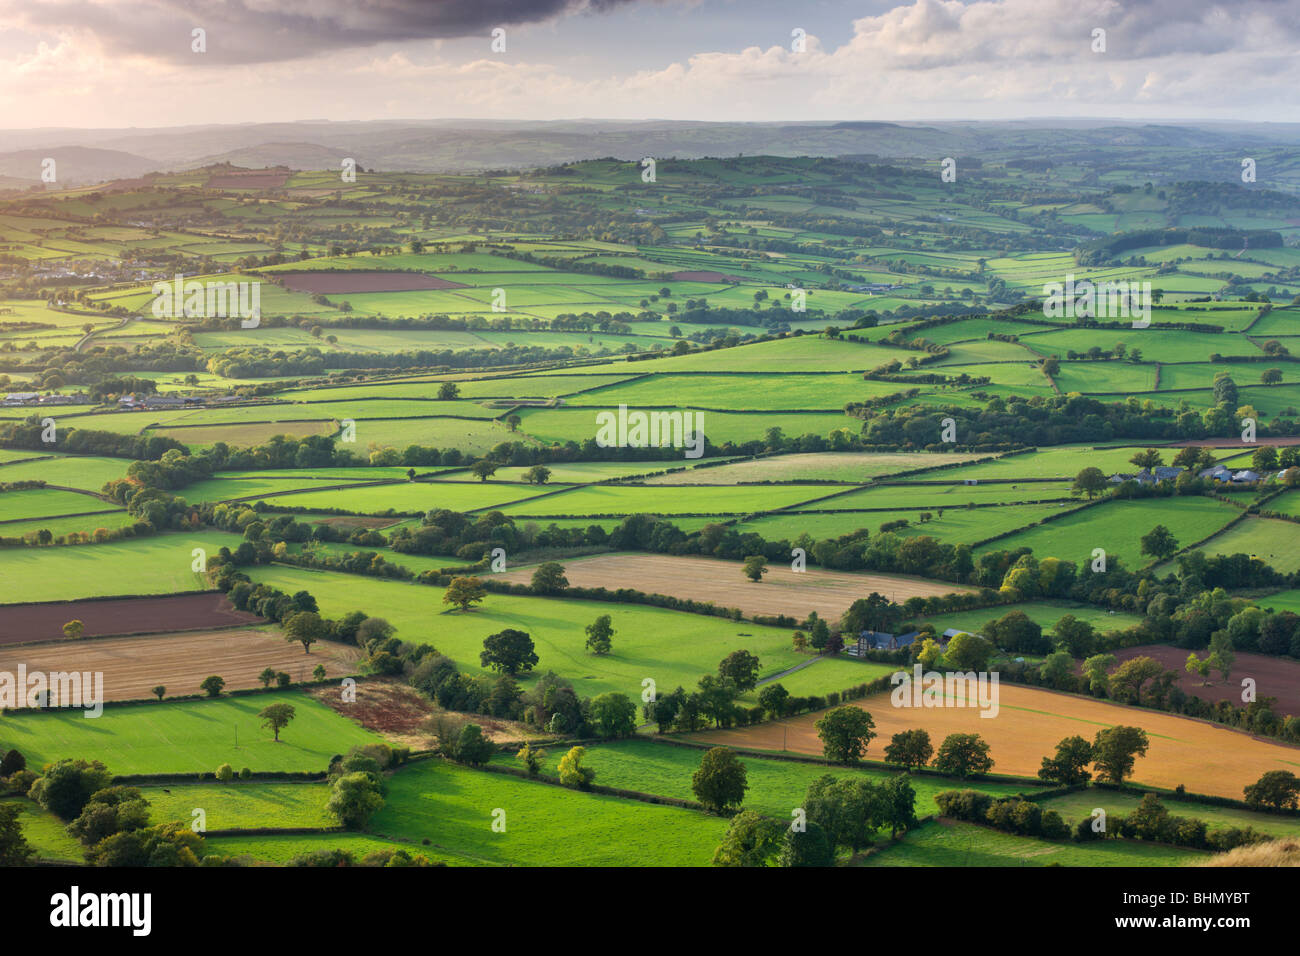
top-left (851, 629), bottom-right (921, 655)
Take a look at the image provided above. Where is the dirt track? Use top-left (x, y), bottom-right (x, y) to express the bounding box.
top-left (0, 628), bottom-right (362, 701)
top-left (494, 552), bottom-right (972, 621)
top-left (0, 592), bottom-right (260, 645)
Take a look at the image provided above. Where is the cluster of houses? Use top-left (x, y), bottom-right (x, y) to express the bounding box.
top-left (2, 391), bottom-right (88, 406)
top-left (1106, 464), bottom-right (1271, 486)
top-left (116, 393), bottom-right (242, 411)
top-left (847, 627), bottom-right (971, 657)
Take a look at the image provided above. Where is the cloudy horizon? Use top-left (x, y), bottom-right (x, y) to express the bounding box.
top-left (2, 0), bottom-right (1298, 130)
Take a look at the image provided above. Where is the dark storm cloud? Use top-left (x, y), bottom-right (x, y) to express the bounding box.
top-left (6, 0), bottom-right (644, 64)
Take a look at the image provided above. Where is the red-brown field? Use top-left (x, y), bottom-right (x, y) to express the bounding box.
top-left (494, 551), bottom-right (972, 620)
top-left (0, 592), bottom-right (260, 645)
top-left (1111, 644), bottom-right (1300, 718)
top-left (0, 628), bottom-right (362, 701)
top-left (276, 272), bottom-right (468, 294)
top-left (687, 683), bottom-right (1300, 800)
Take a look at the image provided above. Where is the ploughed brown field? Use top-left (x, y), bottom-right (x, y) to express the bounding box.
top-left (1110, 644), bottom-right (1300, 719)
top-left (494, 552), bottom-right (972, 620)
top-left (686, 683), bottom-right (1300, 800)
top-left (0, 628), bottom-right (362, 701)
top-left (0, 592), bottom-right (260, 645)
top-left (276, 272), bottom-right (468, 294)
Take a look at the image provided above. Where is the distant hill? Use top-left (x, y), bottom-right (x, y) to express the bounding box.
top-left (0, 119), bottom-right (1299, 183)
top-left (0, 146), bottom-right (158, 185)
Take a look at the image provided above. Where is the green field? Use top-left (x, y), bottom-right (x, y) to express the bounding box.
top-left (364, 758), bottom-right (728, 866)
top-left (245, 565), bottom-right (804, 700)
top-left (2, 692), bottom-right (382, 774)
top-left (862, 819), bottom-right (1205, 866)
top-left (499, 739), bottom-right (1040, 818)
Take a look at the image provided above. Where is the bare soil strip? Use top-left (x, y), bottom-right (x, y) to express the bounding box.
top-left (493, 552), bottom-right (972, 621)
top-left (0, 592), bottom-right (260, 645)
top-left (0, 628), bottom-right (362, 701)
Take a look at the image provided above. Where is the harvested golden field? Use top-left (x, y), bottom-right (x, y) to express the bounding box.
top-left (0, 628), bottom-right (363, 702)
top-left (686, 682), bottom-right (1300, 801)
top-left (495, 552), bottom-right (972, 620)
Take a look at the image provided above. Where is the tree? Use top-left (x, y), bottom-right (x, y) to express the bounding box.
top-left (718, 649), bottom-right (761, 692)
top-left (1129, 448), bottom-right (1163, 470)
top-left (945, 631), bottom-right (994, 670)
top-left (558, 745), bottom-right (595, 788)
top-left (1072, 466), bottom-right (1108, 499)
top-left (883, 729), bottom-right (933, 773)
top-left (355, 616), bottom-right (394, 645)
top-left (259, 702), bottom-right (296, 741)
top-left (1207, 631), bottom-right (1235, 682)
top-left (1252, 446), bottom-right (1279, 472)
top-left (1185, 652), bottom-right (1211, 685)
top-left (1244, 770), bottom-right (1300, 810)
top-left (809, 617), bottom-right (830, 650)
top-left (455, 724), bottom-right (495, 766)
top-left (258, 667), bottom-right (277, 688)
top-left (0, 804), bottom-right (34, 866)
top-left (151, 685), bottom-right (166, 701)
top-left (327, 772), bottom-right (385, 828)
top-left (758, 682), bottom-right (790, 719)
top-left (711, 810), bottom-right (783, 866)
top-left (0, 749), bottom-right (24, 777)
top-left (215, 763), bottom-right (234, 782)
top-left (283, 610), bottom-right (324, 653)
top-left (29, 759), bottom-right (113, 820)
top-left (530, 561), bottom-right (568, 594)
top-left (692, 747), bottom-right (749, 813)
top-left (524, 464), bottom-right (552, 485)
top-left (276, 671), bottom-right (291, 688)
top-left (584, 614), bottom-right (615, 655)
top-left (480, 628), bottom-right (538, 675)
top-left (815, 706), bottom-right (877, 764)
top-left (1052, 615), bottom-right (1097, 657)
top-left (1140, 524), bottom-right (1178, 561)
top-left (199, 675), bottom-right (225, 698)
top-left (443, 576), bottom-right (486, 612)
top-left (470, 460), bottom-right (498, 482)
top-left (1107, 656), bottom-right (1166, 703)
top-left (61, 619), bottom-right (84, 640)
top-left (1038, 735), bottom-right (1093, 785)
top-left (590, 692), bottom-right (637, 738)
top-left (804, 775), bottom-right (879, 853)
top-left (516, 742), bottom-right (545, 778)
top-left (878, 774), bottom-right (918, 838)
top-left (1091, 725), bottom-right (1149, 783)
top-left (933, 733), bottom-right (994, 778)
top-left (742, 555), bottom-right (768, 582)
top-left (1082, 653), bottom-right (1116, 695)
top-left (312, 664), bottom-right (327, 681)
top-left (778, 820), bottom-right (834, 867)
top-left (437, 382), bottom-right (459, 400)
top-left (792, 630), bottom-right (807, 651)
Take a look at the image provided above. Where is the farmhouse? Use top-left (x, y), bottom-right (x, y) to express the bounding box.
top-left (851, 629), bottom-right (921, 655)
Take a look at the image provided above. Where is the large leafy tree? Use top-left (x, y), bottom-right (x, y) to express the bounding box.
top-left (691, 747), bottom-right (748, 813)
top-left (1091, 725), bottom-right (1149, 784)
top-left (480, 628), bottom-right (538, 675)
top-left (815, 706), bottom-right (877, 764)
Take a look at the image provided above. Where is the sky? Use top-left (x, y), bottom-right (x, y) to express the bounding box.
top-left (1, 0), bottom-right (1298, 129)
